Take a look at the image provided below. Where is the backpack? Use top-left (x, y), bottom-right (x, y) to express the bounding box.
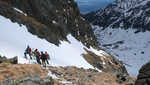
top-left (25, 48), bottom-right (28, 53)
top-left (28, 48), bottom-right (31, 53)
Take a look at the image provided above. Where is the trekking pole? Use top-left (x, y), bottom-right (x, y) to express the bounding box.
top-left (0, 49), bottom-right (4, 56)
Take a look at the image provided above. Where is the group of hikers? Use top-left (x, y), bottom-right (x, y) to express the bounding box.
top-left (24, 45), bottom-right (50, 67)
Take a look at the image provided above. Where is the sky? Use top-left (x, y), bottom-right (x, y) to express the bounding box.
top-left (75, 0), bottom-right (115, 14)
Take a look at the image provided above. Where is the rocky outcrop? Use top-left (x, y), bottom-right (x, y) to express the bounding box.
top-left (0, 63), bottom-right (135, 85)
top-left (135, 61), bottom-right (150, 85)
top-left (0, 76), bottom-right (54, 85)
top-left (0, 56), bottom-right (17, 64)
top-left (0, 59), bottom-right (135, 85)
top-left (82, 48), bottom-right (135, 85)
top-left (0, 0), bottom-right (99, 49)
top-left (48, 66), bottom-right (135, 85)
top-left (82, 48), bottom-right (127, 74)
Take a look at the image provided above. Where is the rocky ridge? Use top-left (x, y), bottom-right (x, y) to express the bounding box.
top-left (0, 63), bottom-right (135, 85)
top-left (47, 66), bottom-right (135, 85)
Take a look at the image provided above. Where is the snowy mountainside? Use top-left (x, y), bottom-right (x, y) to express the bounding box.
top-left (0, 15), bottom-right (96, 68)
top-left (113, 0), bottom-right (144, 10)
top-left (0, 15), bottom-right (134, 84)
top-left (0, 0), bottom-right (136, 84)
top-left (0, 0), bottom-right (130, 73)
top-left (85, 0), bottom-right (150, 31)
top-left (0, 0), bottom-right (99, 49)
top-left (92, 25), bottom-right (150, 77)
top-left (0, 15), bottom-right (130, 76)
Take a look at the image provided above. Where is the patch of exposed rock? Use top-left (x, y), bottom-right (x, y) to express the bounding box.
top-left (82, 48), bottom-right (127, 74)
top-left (0, 62), bottom-right (135, 85)
top-left (82, 48), bottom-right (135, 85)
top-left (48, 66), bottom-right (135, 85)
top-left (0, 56), bottom-right (17, 64)
top-left (0, 64), bottom-right (48, 82)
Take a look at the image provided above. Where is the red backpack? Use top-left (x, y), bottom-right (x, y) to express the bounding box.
top-left (28, 48), bottom-right (31, 53)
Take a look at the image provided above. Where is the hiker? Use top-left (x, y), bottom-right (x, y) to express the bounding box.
top-left (33, 49), bottom-right (41, 64)
top-left (24, 45), bottom-right (32, 59)
top-left (40, 51), bottom-right (47, 67)
top-left (45, 51), bottom-right (50, 65)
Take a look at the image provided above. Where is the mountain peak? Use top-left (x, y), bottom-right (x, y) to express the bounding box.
top-left (84, 0), bottom-right (150, 31)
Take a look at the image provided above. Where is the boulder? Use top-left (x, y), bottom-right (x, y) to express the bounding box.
top-left (135, 61), bottom-right (150, 85)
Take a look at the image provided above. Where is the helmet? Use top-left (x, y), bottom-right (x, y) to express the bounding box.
top-left (35, 49), bottom-right (38, 51)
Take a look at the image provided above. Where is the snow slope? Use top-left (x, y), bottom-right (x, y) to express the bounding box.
top-left (92, 25), bottom-right (150, 77)
top-left (0, 15), bottom-right (102, 69)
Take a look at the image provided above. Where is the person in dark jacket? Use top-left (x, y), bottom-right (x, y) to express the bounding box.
top-left (24, 45), bottom-right (32, 59)
top-left (40, 51), bottom-right (47, 67)
top-left (33, 49), bottom-right (41, 64)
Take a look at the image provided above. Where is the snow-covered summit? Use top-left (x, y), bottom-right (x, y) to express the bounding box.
top-left (115, 0), bottom-right (144, 10)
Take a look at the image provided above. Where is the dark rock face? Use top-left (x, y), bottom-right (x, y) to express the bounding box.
top-left (135, 61), bottom-right (150, 85)
top-left (0, 76), bottom-right (54, 85)
top-left (0, 0), bottom-right (99, 49)
top-left (0, 56), bottom-right (17, 64)
top-left (84, 0), bottom-right (150, 31)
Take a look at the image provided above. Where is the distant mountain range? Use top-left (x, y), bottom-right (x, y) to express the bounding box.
top-left (84, 0), bottom-right (150, 31)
